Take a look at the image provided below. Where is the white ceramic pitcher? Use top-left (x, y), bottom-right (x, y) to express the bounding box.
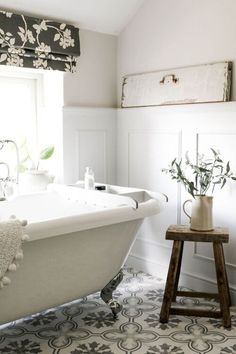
top-left (20, 169), bottom-right (54, 193)
top-left (183, 195), bottom-right (214, 231)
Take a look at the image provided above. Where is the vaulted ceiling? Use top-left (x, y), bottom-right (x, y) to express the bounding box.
top-left (0, 0), bottom-right (145, 35)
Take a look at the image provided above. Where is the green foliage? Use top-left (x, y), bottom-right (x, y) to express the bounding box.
top-left (39, 146), bottom-right (54, 160)
top-left (162, 148), bottom-right (236, 198)
top-left (19, 140), bottom-right (55, 171)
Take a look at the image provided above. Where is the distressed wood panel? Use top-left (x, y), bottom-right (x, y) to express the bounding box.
top-left (122, 62), bottom-right (231, 108)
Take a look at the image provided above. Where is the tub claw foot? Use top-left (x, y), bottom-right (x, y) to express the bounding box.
top-left (108, 299), bottom-right (122, 317)
top-left (101, 269), bottom-right (123, 317)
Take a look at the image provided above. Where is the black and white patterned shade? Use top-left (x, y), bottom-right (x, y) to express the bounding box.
top-left (0, 10), bottom-right (80, 72)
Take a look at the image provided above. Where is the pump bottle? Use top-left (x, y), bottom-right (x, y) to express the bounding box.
top-left (84, 167), bottom-right (95, 190)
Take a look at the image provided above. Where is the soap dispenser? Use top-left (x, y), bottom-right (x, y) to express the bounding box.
top-left (84, 167), bottom-right (95, 190)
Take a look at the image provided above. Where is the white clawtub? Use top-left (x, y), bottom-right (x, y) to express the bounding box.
top-left (0, 184), bottom-right (166, 325)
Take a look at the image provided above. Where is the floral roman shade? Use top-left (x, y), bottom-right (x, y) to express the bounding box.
top-left (0, 10), bottom-right (80, 72)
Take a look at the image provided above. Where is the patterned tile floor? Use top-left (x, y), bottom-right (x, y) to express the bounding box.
top-left (0, 267), bottom-right (236, 354)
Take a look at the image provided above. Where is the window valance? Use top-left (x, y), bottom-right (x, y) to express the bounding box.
top-left (0, 10), bottom-right (80, 72)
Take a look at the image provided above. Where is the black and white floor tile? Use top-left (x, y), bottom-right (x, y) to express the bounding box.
top-left (0, 268), bottom-right (236, 354)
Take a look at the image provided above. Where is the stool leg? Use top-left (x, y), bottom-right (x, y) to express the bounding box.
top-left (220, 243), bottom-right (231, 307)
top-left (172, 240), bottom-right (184, 302)
top-left (213, 242), bottom-right (231, 328)
top-left (160, 240), bottom-right (183, 323)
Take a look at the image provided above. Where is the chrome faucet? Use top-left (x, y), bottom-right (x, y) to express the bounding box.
top-left (0, 161), bottom-right (10, 179)
top-left (0, 161), bottom-right (10, 200)
top-left (0, 139), bottom-right (20, 199)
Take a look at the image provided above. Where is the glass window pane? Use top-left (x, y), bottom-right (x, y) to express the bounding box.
top-left (0, 75), bottom-right (37, 177)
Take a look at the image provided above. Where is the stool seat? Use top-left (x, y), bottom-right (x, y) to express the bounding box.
top-left (160, 224), bottom-right (231, 328)
top-left (166, 224), bottom-right (229, 242)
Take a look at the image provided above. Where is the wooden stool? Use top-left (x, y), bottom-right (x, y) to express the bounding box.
top-left (160, 224), bottom-right (231, 328)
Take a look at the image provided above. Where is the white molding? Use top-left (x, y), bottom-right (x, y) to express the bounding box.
top-left (193, 250), bottom-right (236, 270)
top-left (63, 106), bottom-right (117, 113)
top-left (127, 252), bottom-right (236, 294)
top-left (126, 253), bottom-right (168, 279)
top-left (136, 236), bottom-right (172, 250)
top-left (117, 101), bottom-right (236, 115)
top-left (129, 235), bottom-right (236, 301)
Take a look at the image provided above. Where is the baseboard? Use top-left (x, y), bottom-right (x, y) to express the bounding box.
top-left (125, 253), bottom-right (169, 280)
top-left (126, 253), bottom-right (236, 305)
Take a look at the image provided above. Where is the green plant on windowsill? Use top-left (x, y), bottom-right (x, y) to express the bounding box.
top-left (162, 148), bottom-right (236, 198)
top-left (19, 143), bottom-right (55, 172)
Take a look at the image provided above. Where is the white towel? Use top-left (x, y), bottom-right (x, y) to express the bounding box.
top-left (0, 219), bottom-right (29, 288)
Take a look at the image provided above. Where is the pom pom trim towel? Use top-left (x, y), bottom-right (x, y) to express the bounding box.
top-left (0, 219), bottom-right (29, 289)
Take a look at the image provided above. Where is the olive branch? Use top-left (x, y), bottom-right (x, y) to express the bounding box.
top-left (162, 148), bottom-right (236, 198)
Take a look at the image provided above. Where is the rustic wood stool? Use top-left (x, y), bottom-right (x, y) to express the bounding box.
top-left (160, 224), bottom-right (231, 328)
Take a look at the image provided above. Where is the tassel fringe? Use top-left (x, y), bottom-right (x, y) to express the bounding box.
top-left (2, 276), bottom-right (11, 285)
top-left (0, 218), bottom-right (29, 289)
top-left (8, 263), bottom-right (17, 271)
top-left (22, 234), bottom-right (29, 241)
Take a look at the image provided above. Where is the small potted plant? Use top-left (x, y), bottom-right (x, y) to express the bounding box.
top-left (162, 148), bottom-right (236, 231)
top-left (19, 143), bottom-right (55, 192)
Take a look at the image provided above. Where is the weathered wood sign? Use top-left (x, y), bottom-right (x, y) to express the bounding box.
top-left (121, 62), bottom-right (232, 108)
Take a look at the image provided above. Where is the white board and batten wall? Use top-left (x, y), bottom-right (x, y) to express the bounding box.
top-left (117, 102), bottom-right (236, 303)
top-left (63, 103), bottom-right (236, 303)
top-left (63, 107), bottom-right (117, 185)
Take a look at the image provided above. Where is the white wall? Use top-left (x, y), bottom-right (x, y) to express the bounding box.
top-left (117, 0), bottom-right (236, 106)
top-left (63, 107), bottom-right (117, 185)
top-left (64, 29), bottom-right (117, 108)
top-left (56, 0), bottom-right (236, 300)
top-left (117, 103), bottom-right (236, 303)
top-left (117, 0), bottom-right (236, 301)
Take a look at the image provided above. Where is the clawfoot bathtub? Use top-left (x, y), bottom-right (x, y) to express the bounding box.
top-left (0, 184), bottom-right (166, 325)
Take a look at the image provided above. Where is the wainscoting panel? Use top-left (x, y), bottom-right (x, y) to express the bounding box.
top-left (117, 102), bottom-right (236, 302)
top-left (191, 133), bottom-right (236, 286)
top-left (63, 107), bottom-right (116, 185)
top-left (117, 108), bottom-right (183, 285)
top-left (63, 104), bottom-right (236, 303)
top-left (76, 130), bottom-right (106, 182)
top-left (127, 130), bottom-right (180, 245)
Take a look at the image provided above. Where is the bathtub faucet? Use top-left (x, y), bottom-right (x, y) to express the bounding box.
top-left (0, 139), bottom-right (20, 199)
top-left (0, 162), bottom-right (10, 200)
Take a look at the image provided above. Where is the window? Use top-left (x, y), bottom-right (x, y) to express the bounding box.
top-left (0, 66), bottom-right (64, 182)
top-left (0, 75), bottom-right (38, 148)
top-left (0, 68), bottom-right (42, 179)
